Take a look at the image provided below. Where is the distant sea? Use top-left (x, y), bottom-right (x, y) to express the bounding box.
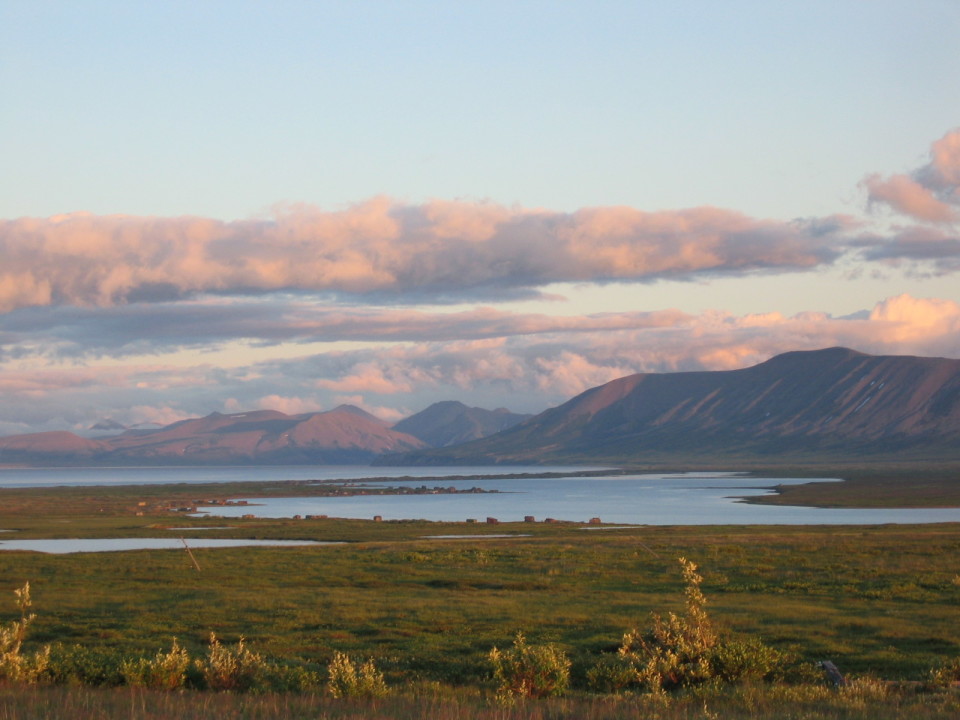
top-left (3, 465), bottom-right (959, 526)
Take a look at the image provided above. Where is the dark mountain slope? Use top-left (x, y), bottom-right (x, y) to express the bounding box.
top-left (0, 406), bottom-right (427, 466)
top-left (393, 401), bottom-right (533, 447)
top-left (384, 348), bottom-right (960, 464)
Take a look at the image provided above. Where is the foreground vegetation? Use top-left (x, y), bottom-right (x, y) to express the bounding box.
top-left (1, 682), bottom-right (959, 720)
top-left (0, 472), bottom-right (959, 717)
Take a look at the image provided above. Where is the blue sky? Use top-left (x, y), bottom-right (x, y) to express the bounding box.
top-left (1, 1), bottom-right (959, 434)
top-left (4, 1), bottom-right (957, 221)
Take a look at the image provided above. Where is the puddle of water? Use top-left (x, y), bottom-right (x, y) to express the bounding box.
top-left (0, 538), bottom-right (341, 554)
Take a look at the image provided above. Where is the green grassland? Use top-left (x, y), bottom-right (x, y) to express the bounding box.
top-left (1, 470), bottom-right (959, 717)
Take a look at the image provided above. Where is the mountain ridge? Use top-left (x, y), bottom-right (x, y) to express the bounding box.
top-left (3, 348), bottom-right (959, 467)
top-left (0, 402), bottom-right (532, 466)
top-left (0, 405), bottom-right (426, 466)
top-left (382, 347), bottom-right (960, 465)
top-left (392, 401), bottom-right (532, 447)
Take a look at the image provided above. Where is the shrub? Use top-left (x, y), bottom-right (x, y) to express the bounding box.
top-left (120, 639), bottom-right (190, 690)
top-left (592, 558), bottom-right (786, 693)
top-left (45, 644), bottom-right (126, 686)
top-left (925, 656), bottom-right (960, 690)
top-left (257, 661), bottom-right (322, 693)
top-left (327, 651), bottom-right (388, 698)
top-left (586, 653), bottom-right (640, 694)
top-left (0, 582), bottom-right (50, 683)
top-left (197, 633), bottom-right (267, 692)
top-left (709, 636), bottom-right (782, 683)
top-left (489, 631), bottom-right (571, 699)
top-left (618, 557), bottom-right (718, 692)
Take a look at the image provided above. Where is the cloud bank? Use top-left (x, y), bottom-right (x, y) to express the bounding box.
top-left (1, 200), bottom-right (851, 312)
top-left (1, 293), bottom-right (958, 437)
top-left (865, 128), bottom-right (960, 224)
top-left (3, 130), bottom-right (960, 436)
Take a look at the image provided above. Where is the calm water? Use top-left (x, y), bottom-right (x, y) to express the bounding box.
top-left (0, 538), bottom-right (338, 554)
top-left (191, 473), bottom-right (960, 525)
top-left (1, 466), bottom-right (958, 526)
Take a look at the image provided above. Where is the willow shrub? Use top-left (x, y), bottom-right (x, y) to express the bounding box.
top-left (589, 558), bottom-right (787, 693)
top-left (488, 632), bottom-right (571, 700)
top-left (0, 583), bottom-right (50, 683)
top-left (120, 639), bottom-right (190, 690)
top-left (326, 651), bottom-right (388, 698)
top-left (197, 633), bottom-right (267, 692)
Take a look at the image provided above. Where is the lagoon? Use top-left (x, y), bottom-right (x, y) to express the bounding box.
top-left (195, 472), bottom-right (960, 526)
top-left (1, 466), bottom-right (958, 526)
top-left (0, 538), bottom-right (338, 554)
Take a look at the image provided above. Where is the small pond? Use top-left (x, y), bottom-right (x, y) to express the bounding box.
top-left (0, 538), bottom-right (339, 554)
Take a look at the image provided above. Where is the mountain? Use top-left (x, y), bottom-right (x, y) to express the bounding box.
top-left (392, 401), bottom-right (533, 447)
top-left (0, 406), bottom-right (426, 466)
top-left (382, 348), bottom-right (960, 465)
top-left (89, 418), bottom-right (128, 433)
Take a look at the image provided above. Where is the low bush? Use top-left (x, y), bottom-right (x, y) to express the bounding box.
top-left (197, 633), bottom-right (266, 692)
top-left (45, 644), bottom-right (126, 686)
top-left (925, 656), bottom-right (960, 690)
top-left (489, 632), bottom-right (571, 699)
top-left (120, 639), bottom-right (190, 690)
top-left (327, 651), bottom-right (388, 698)
top-left (0, 582), bottom-right (50, 683)
top-left (590, 558), bottom-right (788, 693)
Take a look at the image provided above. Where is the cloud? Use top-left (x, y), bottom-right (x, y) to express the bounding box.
top-left (314, 362), bottom-right (420, 394)
top-left (857, 225), bottom-right (960, 273)
top-left (252, 395), bottom-right (325, 415)
top-left (864, 128), bottom-right (960, 224)
top-left (867, 294), bottom-right (960, 345)
top-left (0, 199), bottom-right (850, 312)
top-left (533, 351), bottom-right (635, 397)
top-left (4, 129), bottom-right (960, 436)
top-left (329, 396), bottom-right (406, 423)
top-left (2, 294), bottom-right (958, 434)
top-left (124, 405), bottom-right (193, 427)
top-left (0, 301), bottom-right (695, 359)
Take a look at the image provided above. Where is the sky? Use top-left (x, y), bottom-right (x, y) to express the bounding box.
top-left (1, 1), bottom-right (960, 436)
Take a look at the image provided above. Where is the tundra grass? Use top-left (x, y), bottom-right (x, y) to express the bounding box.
top-left (1, 521), bottom-right (958, 684)
top-left (2, 684), bottom-right (960, 720)
top-left (1, 477), bottom-right (959, 689)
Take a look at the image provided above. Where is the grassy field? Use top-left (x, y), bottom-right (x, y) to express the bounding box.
top-left (752, 466), bottom-right (960, 508)
top-left (2, 683), bottom-right (960, 720)
top-left (1, 469), bottom-right (959, 717)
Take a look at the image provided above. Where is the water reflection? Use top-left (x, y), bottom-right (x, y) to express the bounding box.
top-left (192, 474), bottom-right (960, 525)
top-left (0, 538), bottom-right (338, 554)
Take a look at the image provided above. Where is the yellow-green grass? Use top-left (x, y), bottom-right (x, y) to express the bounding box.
top-left (1, 475), bottom-right (959, 692)
top-left (1, 683), bottom-right (960, 720)
top-left (1, 523), bottom-right (958, 685)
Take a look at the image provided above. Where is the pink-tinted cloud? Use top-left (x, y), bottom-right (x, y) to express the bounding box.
top-left (865, 128), bottom-right (960, 223)
top-left (252, 395), bottom-right (325, 415)
top-left (2, 294), bottom-right (959, 435)
top-left (863, 173), bottom-right (956, 223)
top-left (0, 199), bottom-right (847, 312)
top-left (314, 362), bottom-right (421, 395)
top-left (124, 405), bottom-right (193, 428)
top-left (329, 396), bottom-right (407, 423)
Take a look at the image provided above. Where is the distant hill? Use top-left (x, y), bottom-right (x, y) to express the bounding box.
top-left (0, 406), bottom-right (427, 466)
top-left (382, 348), bottom-right (960, 465)
top-left (392, 401), bottom-right (533, 447)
